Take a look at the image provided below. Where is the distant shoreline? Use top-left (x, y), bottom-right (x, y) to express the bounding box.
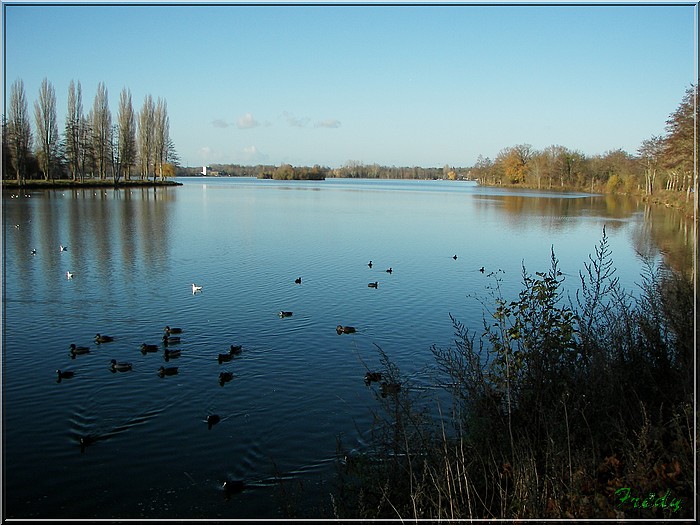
top-left (1, 179), bottom-right (183, 190)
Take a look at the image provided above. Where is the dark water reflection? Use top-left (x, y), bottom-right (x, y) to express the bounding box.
top-left (1, 178), bottom-right (693, 518)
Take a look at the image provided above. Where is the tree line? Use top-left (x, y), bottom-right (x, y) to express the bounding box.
top-left (3, 78), bottom-right (179, 184)
top-left (469, 83), bottom-right (697, 200)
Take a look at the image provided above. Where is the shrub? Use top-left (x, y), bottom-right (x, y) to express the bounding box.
top-left (332, 228), bottom-right (695, 519)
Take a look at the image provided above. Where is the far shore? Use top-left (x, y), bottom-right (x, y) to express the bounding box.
top-left (2, 178), bottom-right (182, 190)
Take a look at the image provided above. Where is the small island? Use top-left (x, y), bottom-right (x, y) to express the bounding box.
top-left (256, 163), bottom-right (328, 181)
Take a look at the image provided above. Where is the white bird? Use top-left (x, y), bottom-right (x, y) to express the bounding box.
top-left (192, 283), bottom-right (203, 294)
top-left (66, 271), bottom-right (74, 279)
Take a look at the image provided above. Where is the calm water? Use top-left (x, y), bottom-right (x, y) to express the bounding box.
top-left (1, 177), bottom-right (692, 519)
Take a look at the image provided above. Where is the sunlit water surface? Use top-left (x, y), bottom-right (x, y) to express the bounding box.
top-left (2, 177), bottom-right (692, 518)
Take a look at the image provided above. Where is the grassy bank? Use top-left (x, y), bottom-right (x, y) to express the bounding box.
top-left (330, 229), bottom-right (695, 520)
top-left (2, 178), bottom-right (182, 190)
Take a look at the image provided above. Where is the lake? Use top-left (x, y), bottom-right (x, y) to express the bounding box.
top-left (1, 177), bottom-right (693, 519)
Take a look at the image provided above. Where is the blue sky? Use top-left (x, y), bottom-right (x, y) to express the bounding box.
top-left (2, 1), bottom-right (697, 168)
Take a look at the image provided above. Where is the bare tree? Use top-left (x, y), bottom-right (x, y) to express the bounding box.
top-left (91, 82), bottom-right (112, 180)
top-left (34, 78), bottom-right (59, 180)
top-left (138, 94), bottom-right (155, 180)
top-left (65, 80), bottom-right (83, 181)
top-left (117, 87), bottom-right (137, 181)
top-left (7, 79), bottom-right (33, 182)
top-left (154, 97), bottom-right (170, 181)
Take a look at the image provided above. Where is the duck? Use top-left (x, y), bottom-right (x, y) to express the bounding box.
top-left (336, 325), bottom-right (356, 335)
top-left (192, 283), bottom-right (203, 294)
top-left (294, 277), bottom-right (302, 284)
top-left (66, 271), bottom-right (74, 279)
top-left (453, 255), bottom-right (458, 260)
top-left (31, 248), bottom-right (37, 255)
top-left (162, 335), bottom-right (181, 346)
top-left (110, 359), bottom-right (133, 372)
top-left (218, 352), bottom-right (233, 364)
top-left (368, 260), bottom-right (373, 268)
top-left (380, 382), bottom-right (402, 397)
top-left (94, 334), bottom-right (114, 344)
top-left (229, 344), bottom-right (243, 355)
top-left (219, 371), bottom-right (234, 385)
top-left (222, 479), bottom-right (246, 496)
top-left (364, 371), bottom-right (382, 385)
top-left (140, 343), bottom-right (159, 353)
top-left (279, 311), bottom-right (293, 318)
top-left (163, 348), bottom-right (181, 360)
top-left (69, 343), bottom-right (90, 356)
top-left (56, 369), bottom-right (75, 382)
top-left (158, 366), bottom-right (178, 377)
top-left (386, 267), bottom-right (393, 274)
top-left (164, 325), bottom-right (183, 335)
top-left (479, 266), bottom-right (485, 273)
top-left (207, 414), bottom-right (221, 430)
top-left (60, 244), bottom-right (67, 252)
top-left (368, 281), bottom-right (378, 288)
top-left (79, 435), bottom-right (96, 453)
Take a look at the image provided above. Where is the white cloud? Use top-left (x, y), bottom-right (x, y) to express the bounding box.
top-left (315, 119), bottom-right (341, 128)
top-left (237, 112), bottom-right (259, 129)
top-left (283, 111), bottom-right (310, 128)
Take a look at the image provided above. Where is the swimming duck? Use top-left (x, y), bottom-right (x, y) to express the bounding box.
top-left (110, 359), bottom-right (133, 372)
top-left (163, 348), bottom-right (181, 360)
top-left (162, 335), bottom-right (181, 346)
top-left (218, 352), bottom-right (233, 364)
top-left (380, 382), bottom-right (402, 397)
top-left (336, 325), bottom-right (356, 335)
top-left (79, 435), bottom-right (96, 453)
top-left (31, 248), bottom-right (36, 255)
top-left (140, 343), bottom-right (159, 353)
top-left (207, 414), bottom-right (221, 430)
top-left (364, 371), bottom-right (382, 385)
top-left (279, 311), bottom-right (293, 318)
top-left (164, 325), bottom-right (183, 335)
top-left (69, 343), bottom-right (90, 356)
top-left (229, 344), bottom-right (242, 355)
top-left (368, 281), bottom-right (378, 288)
top-left (453, 255), bottom-right (458, 260)
top-left (222, 479), bottom-right (246, 496)
top-left (66, 271), bottom-right (74, 279)
top-left (60, 245), bottom-right (67, 252)
top-left (219, 371), bottom-right (234, 385)
top-left (294, 277), bottom-right (302, 284)
top-left (94, 334), bottom-right (114, 344)
top-left (479, 266), bottom-right (485, 273)
top-left (192, 283), bottom-right (203, 294)
top-left (56, 369), bottom-right (75, 382)
top-left (386, 267), bottom-right (393, 274)
top-left (158, 366), bottom-right (178, 377)
top-left (368, 260), bottom-right (373, 268)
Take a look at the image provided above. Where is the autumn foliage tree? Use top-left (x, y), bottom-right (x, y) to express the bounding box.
top-left (661, 83), bottom-right (697, 194)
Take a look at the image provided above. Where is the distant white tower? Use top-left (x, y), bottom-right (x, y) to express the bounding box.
top-left (201, 166), bottom-right (208, 176)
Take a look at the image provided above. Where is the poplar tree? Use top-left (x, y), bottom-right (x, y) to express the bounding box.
top-left (138, 94), bottom-right (155, 179)
top-left (117, 87), bottom-right (137, 181)
top-left (92, 82), bottom-right (112, 180)
top-left (7, 79), bottom-right (32, 182)
top-left (154, 97), bottom-right (170, 181)
top-left (65, 80), bottom-right (83, 181)
top-left (34, 78), bottom-right (59, 180)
